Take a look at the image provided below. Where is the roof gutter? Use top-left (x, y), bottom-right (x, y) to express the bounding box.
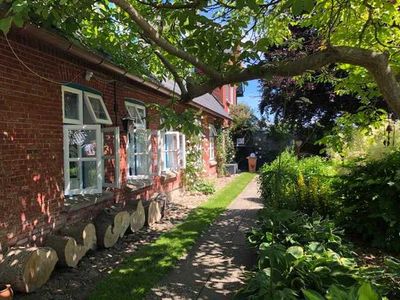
top-left (20, 24), bottom-right (177, 98)
top-left (15, 25), bottom-right (232, 120)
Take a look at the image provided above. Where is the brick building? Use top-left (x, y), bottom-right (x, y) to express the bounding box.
top-left (0, 25), bottom-right (237, 251)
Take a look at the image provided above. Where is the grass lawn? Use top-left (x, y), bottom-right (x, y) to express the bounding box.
top-left (89, 172), bottom-right (256, 300)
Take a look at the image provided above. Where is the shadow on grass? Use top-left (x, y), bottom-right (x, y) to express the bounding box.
top-left (89, 173), bottom-right (256, 300)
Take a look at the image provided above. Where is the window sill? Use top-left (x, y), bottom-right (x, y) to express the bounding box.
top-left (63, 191), bottom-right (114, 213)
top-left (160, 170), bottom-right (178, 182)
top-left (125, 178), bottom-right (153, 192)
top-left (209, 160), bottom-right (218, 167)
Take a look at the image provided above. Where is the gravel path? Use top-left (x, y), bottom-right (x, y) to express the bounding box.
top-left (14, 176), bottom-right (236, 300)
top-left (146, 177), bottom-right (262, 300)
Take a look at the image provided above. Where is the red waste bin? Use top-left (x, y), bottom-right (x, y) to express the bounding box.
top-left (247, 156), bottom-right (257, 173)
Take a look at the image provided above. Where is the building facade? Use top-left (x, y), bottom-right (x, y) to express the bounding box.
top-left (0, 26), bottom-right (234, 251)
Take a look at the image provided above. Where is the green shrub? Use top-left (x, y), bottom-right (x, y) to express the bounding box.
top-left (336, 150), bottom-right (400, 252)
top-left (259, 150), bottom-right (339, 217)
top-left (236, 208), bottom-right (396, 299)
top-left (193, 180), bottom-right (216, 195)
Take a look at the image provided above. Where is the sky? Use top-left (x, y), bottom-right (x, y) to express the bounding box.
top-left (238, 79), bottom-right (262, 119)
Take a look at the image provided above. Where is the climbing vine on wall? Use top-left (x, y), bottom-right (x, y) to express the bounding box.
top-left (183, 134), bottom-right (204, 190)
top-left (224, 128), bottom-right (235, 164)
top-left (215, 128), bottom-right (227, 176)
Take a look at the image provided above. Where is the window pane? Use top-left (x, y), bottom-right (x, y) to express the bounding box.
top-left (135, 130), bottom-right (147, 153)
top-left (165, 134), bottom-right (178, 151)
top-left (67, 129), bottom-right (97, 158)
top-left (81, 130), bottom-right (97, 158)
top-left (69, 143), bottom-right (78, 158)
top-left (64, 91), bottom-right (79, 120)
top-left (69, 161), bottom-right (80, 190)
top-left (89, 96), bottom-right (107, 120)
top-left (82, 161), bottom-right (97, 189)
top-left (128, 129), bottom-right (149, 176)
top-left (126, 106), bottom-right (141, 125)
top-left (137, 107), bottom-right (145, 121)
top-left (136, 154), bottom-right (148, 175)
top-left (165, 151), bottom-right (178, 169)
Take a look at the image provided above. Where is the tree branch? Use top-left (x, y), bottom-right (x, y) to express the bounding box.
top-left (184, 46), bottom-right (400, 115)
top-left (136, 0), bottom-right (203, 9)
top-left (110, 0), bottom-right (222, 80)
top-left (154, 50), bottom-right (188, 96)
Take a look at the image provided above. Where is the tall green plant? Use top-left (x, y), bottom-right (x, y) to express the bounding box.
top-left (224, 128), bottom-right (236, 164)
top-left (336, 150), bottom-right (400, 252)
top-left (259, 150), bottom-right (338, 217)
top-left (183, 134), bottom-right (204, 191)
top-left (216, 128), bottom-right (227, 176)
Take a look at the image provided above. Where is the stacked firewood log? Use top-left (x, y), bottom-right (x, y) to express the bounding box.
top-left (0, 194), bottom-right (167, 293)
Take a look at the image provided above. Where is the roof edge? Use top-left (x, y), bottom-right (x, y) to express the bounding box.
top-left (19, 24), bottom-right (177, 98)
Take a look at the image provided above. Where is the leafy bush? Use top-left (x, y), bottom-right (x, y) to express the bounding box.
top-left (192, 180), bottom-right (216, 195)
top-left (259, 150), bottom-right (339, 217)
top-left (236, 208), bottom-right (394, 299)
top-left (336, 150), bottom-right (400, 252)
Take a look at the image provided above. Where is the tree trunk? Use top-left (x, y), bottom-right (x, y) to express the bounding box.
top-left (44, 235), bottom-right (85, 268)
top-left (0, 247), bottom-right (58, 293)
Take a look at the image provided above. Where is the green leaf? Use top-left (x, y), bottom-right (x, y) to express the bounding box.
top-left (291, 0), bottom-right (304, 16)
top-left (303, 0), bottom-right (315, 13)
top-left (303, 289), bottom-right (325, 300)
top-left (358, 283), bottom-right (379, 300)
top-left (287, 246), bottom-right (304, 259)
top-left (0, 16), bottom-right (12, 34)
top-left (12, 14), bottom-right (24, 28)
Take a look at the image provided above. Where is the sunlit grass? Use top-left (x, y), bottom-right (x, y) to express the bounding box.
top-left (89, 172), bottom-right (256, 300)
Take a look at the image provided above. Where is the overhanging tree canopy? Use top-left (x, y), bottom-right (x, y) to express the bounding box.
top-left (2, 0), bottom-right (400, 113)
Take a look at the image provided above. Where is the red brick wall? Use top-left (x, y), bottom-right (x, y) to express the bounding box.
top-left (0, 31), bottom-right (224, 250)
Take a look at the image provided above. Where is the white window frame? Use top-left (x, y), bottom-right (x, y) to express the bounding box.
top-left (209, 125), bottom-right (217, 162)
top-left (102, 127), bottom-right (121, 188)
top-left (63, 125), bottom-right (102, 196)
top-left (84, 92), bottom-right (112, 125)
top-left (62, 86), bottom-right (83, 124)
top-left (159, 131), bottom-right (186, 172)
top-left (125, 101), bottom-right (151, 179)
top-left (127, 127), bottom-right (152, 179)
top-left (125, 101), bottom-right (146, 128)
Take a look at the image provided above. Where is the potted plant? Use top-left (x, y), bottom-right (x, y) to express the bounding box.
top-left (0, 284), bottom-right (13, 300)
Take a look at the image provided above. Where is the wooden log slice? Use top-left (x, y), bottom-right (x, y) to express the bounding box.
top-left (155, 193), bottom-right (168, 218)
top-left (94, 211), bottom-right (120, 248)
top-left (144, 200), bottom-right (162, 226)
top-left (0, 247), bottom-right (58, 293)
top-left (44, 235), bottom-right (84, 268)
top-left (129, 200), bottom-right (146, 232)
top-left (59, 222), bottom-right (97, 252)
top-left (114, 211), bottom-right (130, 238)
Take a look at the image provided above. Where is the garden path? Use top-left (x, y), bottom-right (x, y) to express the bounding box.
top-left (146, 176), bottom-right (262, 299)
